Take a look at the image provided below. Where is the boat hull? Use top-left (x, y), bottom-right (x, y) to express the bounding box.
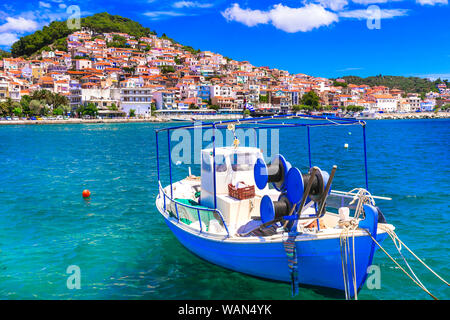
top-left (162, 213), bottom-right (387, 297)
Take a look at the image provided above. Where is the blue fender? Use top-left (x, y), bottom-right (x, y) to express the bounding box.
top-left (359, 205), bottom-right (379, 237)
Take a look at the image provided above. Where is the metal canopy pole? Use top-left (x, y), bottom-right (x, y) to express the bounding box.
top-left (307, 126), bottom-right (312, 168)
top-left (362, 124), bottom-right (369, 191)
top-left (212, 124), bottom-right (217, 209)
top-left (156, 131), bottom-right (160, 182)
top-left (167, 129), bottom-right (173, 199)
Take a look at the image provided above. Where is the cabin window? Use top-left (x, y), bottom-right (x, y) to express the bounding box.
top-left (202, 154), bottom-right (227, 172)
top-left (232, 153), bottom-right (253, 171)
top-left (215, 154), bottom-right (227, 172)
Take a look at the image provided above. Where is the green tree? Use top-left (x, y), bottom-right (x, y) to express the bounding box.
top-left (29, 100), bottom-right (42, 115)
top-left (333, 81), bottom-right (347, 88)
top-left (292, 105), bottom-right (302, 112)
top-left (129, 109), bottom-right (136, 117)
top-left (301, 91), bottom-right (320, 108)
top-left (108, 103), bottom-right (118, 111)
top-left (75, 103), bottom-right (98, 117)
top-left (160, 66), bottom-right (175, 74)
top-left (346, 105), bottom-right (364, 113)
top-left (60, 105), bottom-right (71, 115)
top-left (53, 107), bottom-right (64, 115)
top-left (11, 12), bottom-right (155, 57)
top-left (20, 95), bottom-right (31, 115)
top-left (13, 106), bottom-right (23, 117)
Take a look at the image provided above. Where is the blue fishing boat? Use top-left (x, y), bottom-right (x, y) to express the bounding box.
top-left (154, 114), bottom-right (396, 299)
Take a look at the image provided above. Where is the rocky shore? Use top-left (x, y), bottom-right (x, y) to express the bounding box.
top-left (375, 112), bottom-right (450, 120)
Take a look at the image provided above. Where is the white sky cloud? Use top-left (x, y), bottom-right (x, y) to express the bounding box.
top-left (351, 0), bottom-right (390, 4)
top-left (172, 1), bottom-right (214, 8)
top-left (222, 4), bottom-right (271, 27)
top-left (339, 8), bottom-right (408, 19)
top-left (416, 0), bottom-right (448, 5)
top-left (144, 11), bottom-right (191, 20)
top-left (317, 0), bottom-right (349, 11)
top-left (39, 1), bottom-right (52, 8)
top-left (0, 32), bottom-right (19, 46)
top-left (269, 4), bottom-right (339, 32)
top-left (0, 17), bottom-right (39, 33)
top-left (222, 3), bottom-right (338, 32)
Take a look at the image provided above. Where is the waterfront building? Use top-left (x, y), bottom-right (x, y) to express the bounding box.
top-left (153, 90), bottom-right (176, 110)
top-left (69, 80), bottom-right (82, 109)
top-left (120, 86), bottom-right (155, 116)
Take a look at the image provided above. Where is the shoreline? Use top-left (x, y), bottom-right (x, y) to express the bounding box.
top-left (0, 112), bottom-right (448, 125)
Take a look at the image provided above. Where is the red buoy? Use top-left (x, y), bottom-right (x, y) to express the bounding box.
top-left (82, 189), bottom-right (91, 198)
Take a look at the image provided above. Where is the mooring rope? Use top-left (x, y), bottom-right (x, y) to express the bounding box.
top-left (378, 225), bottom-right (450, 287)
top-left (363, 229), bottom-right (439, 300)
top-left (338, 188), bottom-right (447, 300)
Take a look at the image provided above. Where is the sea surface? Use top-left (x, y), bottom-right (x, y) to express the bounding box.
top-left (0, 119), bottom-right (448, 300)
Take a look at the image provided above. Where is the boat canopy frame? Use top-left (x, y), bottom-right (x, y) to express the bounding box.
top-left (155, 113), bottom-right (369, 235)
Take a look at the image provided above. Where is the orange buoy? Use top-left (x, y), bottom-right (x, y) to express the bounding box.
top-left (82, 189), bottom-right (91, 198)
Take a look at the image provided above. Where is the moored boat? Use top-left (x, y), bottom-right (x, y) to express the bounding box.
top-left (154, 114), bottom-right (445, 299)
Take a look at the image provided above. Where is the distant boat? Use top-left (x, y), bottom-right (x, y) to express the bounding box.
top-left (250, 110), bottom-right (276, 117)
top-left (356, 112), bottom-right (379, 120)
top-left (170, 118), bottom-right (192, 122)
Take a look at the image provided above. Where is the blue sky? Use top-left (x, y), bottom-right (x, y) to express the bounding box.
top-left (0, 0), bottom-right (449, 79)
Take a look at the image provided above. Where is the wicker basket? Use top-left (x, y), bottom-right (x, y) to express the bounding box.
top-left (228, 182), bottom-right (255, 200)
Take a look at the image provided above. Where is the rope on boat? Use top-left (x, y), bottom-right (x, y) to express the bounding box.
top-left (338, 187), bottom-right (447, 300)
top-left (338, 188), bottom-right (374, 300)
top-left (363, 229), bottom-right (439, 300)
top-left (339, 219), bottom-right (359, 300)
top-left (378, 225), bottom-right (450, 287)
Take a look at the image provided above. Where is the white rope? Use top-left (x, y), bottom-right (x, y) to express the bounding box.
top-left (339, 219), bottom-right (359, 300)
top-left (379, 225), bottom-right (449, 287)
top-left (363, 229), bottom-right (438, 300)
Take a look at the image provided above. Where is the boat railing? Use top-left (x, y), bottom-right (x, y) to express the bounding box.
top-left (158, 182), bottom-right (230, 237)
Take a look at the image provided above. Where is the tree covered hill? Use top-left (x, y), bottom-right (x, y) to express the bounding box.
top-left (338, 75), bottom-right (445, 94)
top-left (11, 12), bottom-right (156, 57)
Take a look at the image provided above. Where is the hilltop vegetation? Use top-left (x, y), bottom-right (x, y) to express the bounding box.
top-left (11, 12), bottom-right (156, 57)
top-left (339, 75), bottom-right (445, 94)
top-left (0, 49), bottom-right (11, 59)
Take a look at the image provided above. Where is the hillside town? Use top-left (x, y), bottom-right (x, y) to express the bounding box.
top-left (1, 28), bottom-right (450, 121)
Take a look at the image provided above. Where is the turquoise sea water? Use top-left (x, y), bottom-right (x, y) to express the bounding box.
top-left (0, 119), bottom-right (448, 300)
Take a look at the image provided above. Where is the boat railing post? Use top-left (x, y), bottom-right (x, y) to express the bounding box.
top-left (197, 208), bottom-right (202, 232)
top-left (163, 189), bottom-right (166, 211)
top-left (175, 202), bottom-right (179, 221)
top-left (215, 209), bottom-right (230, 237)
